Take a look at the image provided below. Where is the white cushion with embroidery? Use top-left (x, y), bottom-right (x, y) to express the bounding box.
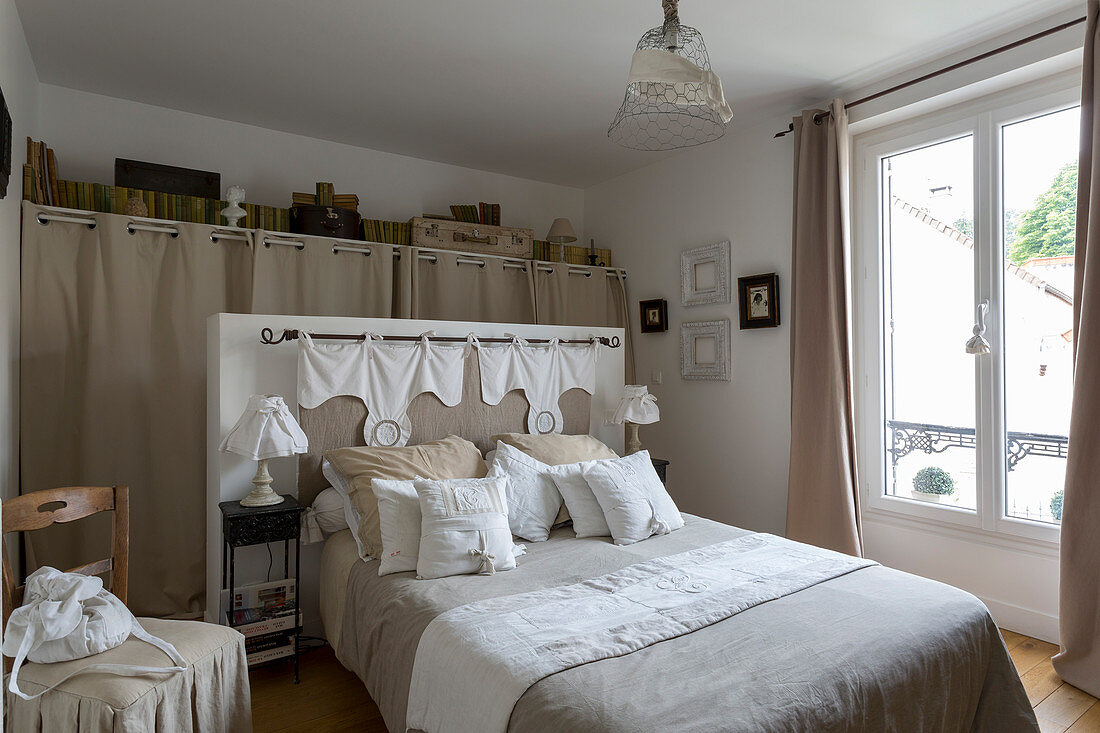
top-left (580, 450), bottom-right (684, 545)
top-left (548, 461), bottom-right (611, 538)
top-left (489, 441), bottom-right (563, 542)
top-left (414, 476), bottom-right (517, 580)
top-left (372, 478), bottom-right (422, 576)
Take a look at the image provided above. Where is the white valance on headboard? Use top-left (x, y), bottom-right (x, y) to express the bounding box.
top-left (476, 336), bottom-right (599, 435)
top-left (297, 332), bottom-right (467, 447)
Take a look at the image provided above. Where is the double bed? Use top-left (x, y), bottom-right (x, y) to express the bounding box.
top-left (270, 319), bottom-right (1037, 732)
top-left (320, 515), bottom-right (1035, 732)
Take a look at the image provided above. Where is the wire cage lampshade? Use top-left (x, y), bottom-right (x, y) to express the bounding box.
top-left (608, 0), bottom-right (733, 151)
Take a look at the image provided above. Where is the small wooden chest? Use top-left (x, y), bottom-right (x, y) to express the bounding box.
top-left (291, 204), bottom-right (362, 240)
top-left (410, 217), bottom-right (533, 258)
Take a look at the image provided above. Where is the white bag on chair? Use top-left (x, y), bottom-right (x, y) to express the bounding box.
top-left (3, 566), bottom-right (188, 700)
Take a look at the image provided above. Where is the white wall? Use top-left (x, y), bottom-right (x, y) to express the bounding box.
top-left (36, 85), bottom-right (584, 244)
top-left (0, 0), bottom-right (39, 502)
top-left (584, 113), bottom-right (795, 536)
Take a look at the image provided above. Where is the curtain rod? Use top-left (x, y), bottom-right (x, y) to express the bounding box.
top-left (773, 15), bottom-right (1087, 138)
top-left (260, 328), bottom-right (622, 348)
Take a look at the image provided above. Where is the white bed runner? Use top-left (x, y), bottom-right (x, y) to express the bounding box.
top-left (406, 533), bottom-right (876, 733)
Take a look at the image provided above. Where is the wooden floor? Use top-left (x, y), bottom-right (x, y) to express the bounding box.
top-left (251, 631), bottom-right (1100, 733)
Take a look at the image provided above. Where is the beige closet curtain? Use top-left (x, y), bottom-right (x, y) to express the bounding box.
top-left (1054, 0), bottom-right (1100, 697)
top-left (397, 248), bottom-right (536, 322)
top-left (785, 100), bottom-right (862, 557)
top-left (534, 263), bottom-right (635, 381)
top-left (20, 206), bottom-right (253, 616)
top-left (252, 232), bottom-right (396, 316)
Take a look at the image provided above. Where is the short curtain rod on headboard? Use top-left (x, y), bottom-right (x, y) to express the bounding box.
top-left (259, 327), bottom-right (622, 348)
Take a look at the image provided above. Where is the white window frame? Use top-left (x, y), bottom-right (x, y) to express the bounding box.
top-left (852, 70), bottom-right (1080, 550)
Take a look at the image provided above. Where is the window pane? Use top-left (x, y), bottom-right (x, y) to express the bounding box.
top-left (1001, 107), bottom-right (1078, 525)
top-left (882, 135), bottom-right (977, 511)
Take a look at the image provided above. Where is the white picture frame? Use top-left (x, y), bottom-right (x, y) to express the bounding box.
top-left (681, 241), bottom-right (731, 306)
top-left (680, 319), bottom-right (731, 381)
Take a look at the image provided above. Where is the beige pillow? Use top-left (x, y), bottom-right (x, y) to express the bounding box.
top-left (489, 433), bottom-right (618, 524)
top-left (324, 435), bottom-right (487, 559)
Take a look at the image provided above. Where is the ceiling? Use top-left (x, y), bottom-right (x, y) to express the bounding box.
top-left (16, 0), bottom-right (1082, 188)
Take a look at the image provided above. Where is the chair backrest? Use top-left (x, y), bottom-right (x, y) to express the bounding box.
top-left (2, 485), bottom-right (129, 631)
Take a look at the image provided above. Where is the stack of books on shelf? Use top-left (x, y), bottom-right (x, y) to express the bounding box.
top-left (224, 578), bottom-right (299, 667)
top-left (362, 218), bottom-right (411, 245)
top-left (533, 240), bottom-right (613, 267)
top-left (449, 204), bottom-right (480, 223)
top-left (478, 202), bottom-right (501, 226)
top-left (22, 138), bottom-right (60, 206)
top-left (291, 183), bottom-right (359, 212)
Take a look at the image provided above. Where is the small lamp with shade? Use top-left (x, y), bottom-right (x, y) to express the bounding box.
top-left (546, 218), bottom-right (577, 263)
top-left (219, 394), bottom-right (308, 507)
top-left (612, 385), bottom-right (660, 454)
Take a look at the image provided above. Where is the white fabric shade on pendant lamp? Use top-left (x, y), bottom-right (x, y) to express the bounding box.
top-left (220, 394), bottom-right (308, 506)
top-left (608, 0), bottom-right (733, 151)
top-left (546, 218), bottom-right (578, 262)
top-left (611, 385), bottom-right (660, 454)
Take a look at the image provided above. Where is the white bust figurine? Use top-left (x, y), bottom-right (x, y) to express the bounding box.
top-left (221, 185), bottom-right (247, 227)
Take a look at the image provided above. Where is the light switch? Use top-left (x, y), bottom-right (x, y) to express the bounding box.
top-left (651, 370), bottom-right (662, 384)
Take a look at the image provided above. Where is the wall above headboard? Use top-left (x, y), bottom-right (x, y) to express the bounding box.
top-left (205, 313), bottom-right (625, 629)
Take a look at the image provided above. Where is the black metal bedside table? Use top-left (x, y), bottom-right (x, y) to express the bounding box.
top-left (651, 458), bottom-right (670, 484)
top-left (219, 494), bottom-right (305, 683)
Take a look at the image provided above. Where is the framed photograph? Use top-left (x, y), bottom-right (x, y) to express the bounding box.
top-left (639, 298), bottom-right (668, 333)
top-left (738, 273), bottom-right (780, 329)
top-left (0, 86), bottom-right (11, 200)
top-left (681, 241), bottom-right (730, 306)
top-left (680, 319), bottom-right (731, 381)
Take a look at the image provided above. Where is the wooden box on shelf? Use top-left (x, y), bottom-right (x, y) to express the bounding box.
top-left (410, 216), bottom-right (533, 258)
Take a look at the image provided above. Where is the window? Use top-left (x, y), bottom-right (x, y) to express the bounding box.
top-left (854, 75), bottom-right (1078, 544)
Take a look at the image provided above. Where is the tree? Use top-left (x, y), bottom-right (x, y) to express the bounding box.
top-left (1008, 162), bottom-right (1078, 265)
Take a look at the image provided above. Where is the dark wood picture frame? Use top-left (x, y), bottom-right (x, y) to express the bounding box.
top-left (639, 298), bottom-right (668, 333)
top-left (738, 273), bottom-right (780, 329)
top-left (0, 86), bottom-right (11, 200)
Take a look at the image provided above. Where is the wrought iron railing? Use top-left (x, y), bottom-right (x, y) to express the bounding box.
top-left (886, 419), bottom-right (1068, 471)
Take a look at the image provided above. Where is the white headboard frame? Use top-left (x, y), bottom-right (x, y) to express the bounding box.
top-left (205, 313), bottom-right (626, 630)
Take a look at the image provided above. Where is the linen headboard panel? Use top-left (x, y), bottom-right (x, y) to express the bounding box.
top-left (296, 350), bottom-right (591, 505)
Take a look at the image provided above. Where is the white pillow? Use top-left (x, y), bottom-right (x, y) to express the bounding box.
top-left (489, 441), bottom-right (563, 542)
top-left (372, 478), bottom-right (422, 576)
top-left (414, 476), bottom-right (516, 580)
top-left (322, 458), bottom-right (367, 559)
top-left (548, 461), bottom-right (610, 538)
top-left (311, 487), bottom-right (351, 534)
top-left (581, 450), bottom-right (684, 546)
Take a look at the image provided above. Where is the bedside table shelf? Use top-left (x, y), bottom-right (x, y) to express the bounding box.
top-left (219, 494), bottom-right (305, 683)
top-left (651, 458), bottom-right (669, 484)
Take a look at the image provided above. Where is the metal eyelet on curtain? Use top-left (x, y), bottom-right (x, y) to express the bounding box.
top-left (127, 223), bottom-right (179, 238)
top-left (36, 213), bottom-right (97, 230)
top-left (210, 231), bottom-right (250, 244)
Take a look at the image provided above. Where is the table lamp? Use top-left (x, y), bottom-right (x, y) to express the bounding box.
top-left (219, 394), bottom-right (308, 507)
top-left (612, 385), bottom-right (660, 455)
top-left (546, 218), bottom-right (577, 263)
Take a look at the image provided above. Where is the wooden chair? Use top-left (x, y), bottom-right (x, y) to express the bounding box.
top-left (1, 486), bottom-right (252, 731)
top-left (2, 485), bottom-right (129, 632)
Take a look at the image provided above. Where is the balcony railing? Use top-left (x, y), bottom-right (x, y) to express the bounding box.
top-left (887, 419), bottom-right (1068, 471)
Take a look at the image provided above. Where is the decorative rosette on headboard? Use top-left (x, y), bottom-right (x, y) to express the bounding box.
top-left (475, 335), bottom-right (599, 434)
top-left (297, 332), bottom-right (465, 446)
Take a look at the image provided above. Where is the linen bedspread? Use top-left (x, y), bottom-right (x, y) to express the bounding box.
top-left (333, 514), bottom-right (1037, 733)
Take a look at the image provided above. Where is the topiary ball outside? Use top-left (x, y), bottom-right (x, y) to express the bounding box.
top-left (1051, 490), bottom-right (1064, 521)
top-left (913, 466), bottom-right (955, 495)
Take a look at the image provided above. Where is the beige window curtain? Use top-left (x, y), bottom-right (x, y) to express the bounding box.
top-left (398, 247), bottom-right (537, 323)
top-left (534, 263), bottom-right (636, 381)
top-left (1053, 0), bottom-right (1100, 698)
top-left (251, 231), bottom-right (397, 317)
top-left (785, 99), bottom-right (863, 557)
top-left (20, 206), bottom-right (253, 617)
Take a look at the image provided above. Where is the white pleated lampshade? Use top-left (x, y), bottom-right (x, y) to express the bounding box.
top-left (612, 385), bottom-right (660, 425)
top-left (219, 394), bottom-right (308, 460)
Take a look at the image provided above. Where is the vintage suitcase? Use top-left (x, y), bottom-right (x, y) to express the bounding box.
top-left (290, 204), bottom-right (362, 240)
top-left (410, 217), bottom-right (533, 257)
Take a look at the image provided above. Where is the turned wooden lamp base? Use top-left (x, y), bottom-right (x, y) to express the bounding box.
top-left (625, 422), bottom-right (643, 455)
top-left (240, 458), bottom-right (286, 507)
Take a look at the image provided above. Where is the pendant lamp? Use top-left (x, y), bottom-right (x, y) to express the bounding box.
top-left (608, 0), bottom-right (733, 151)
